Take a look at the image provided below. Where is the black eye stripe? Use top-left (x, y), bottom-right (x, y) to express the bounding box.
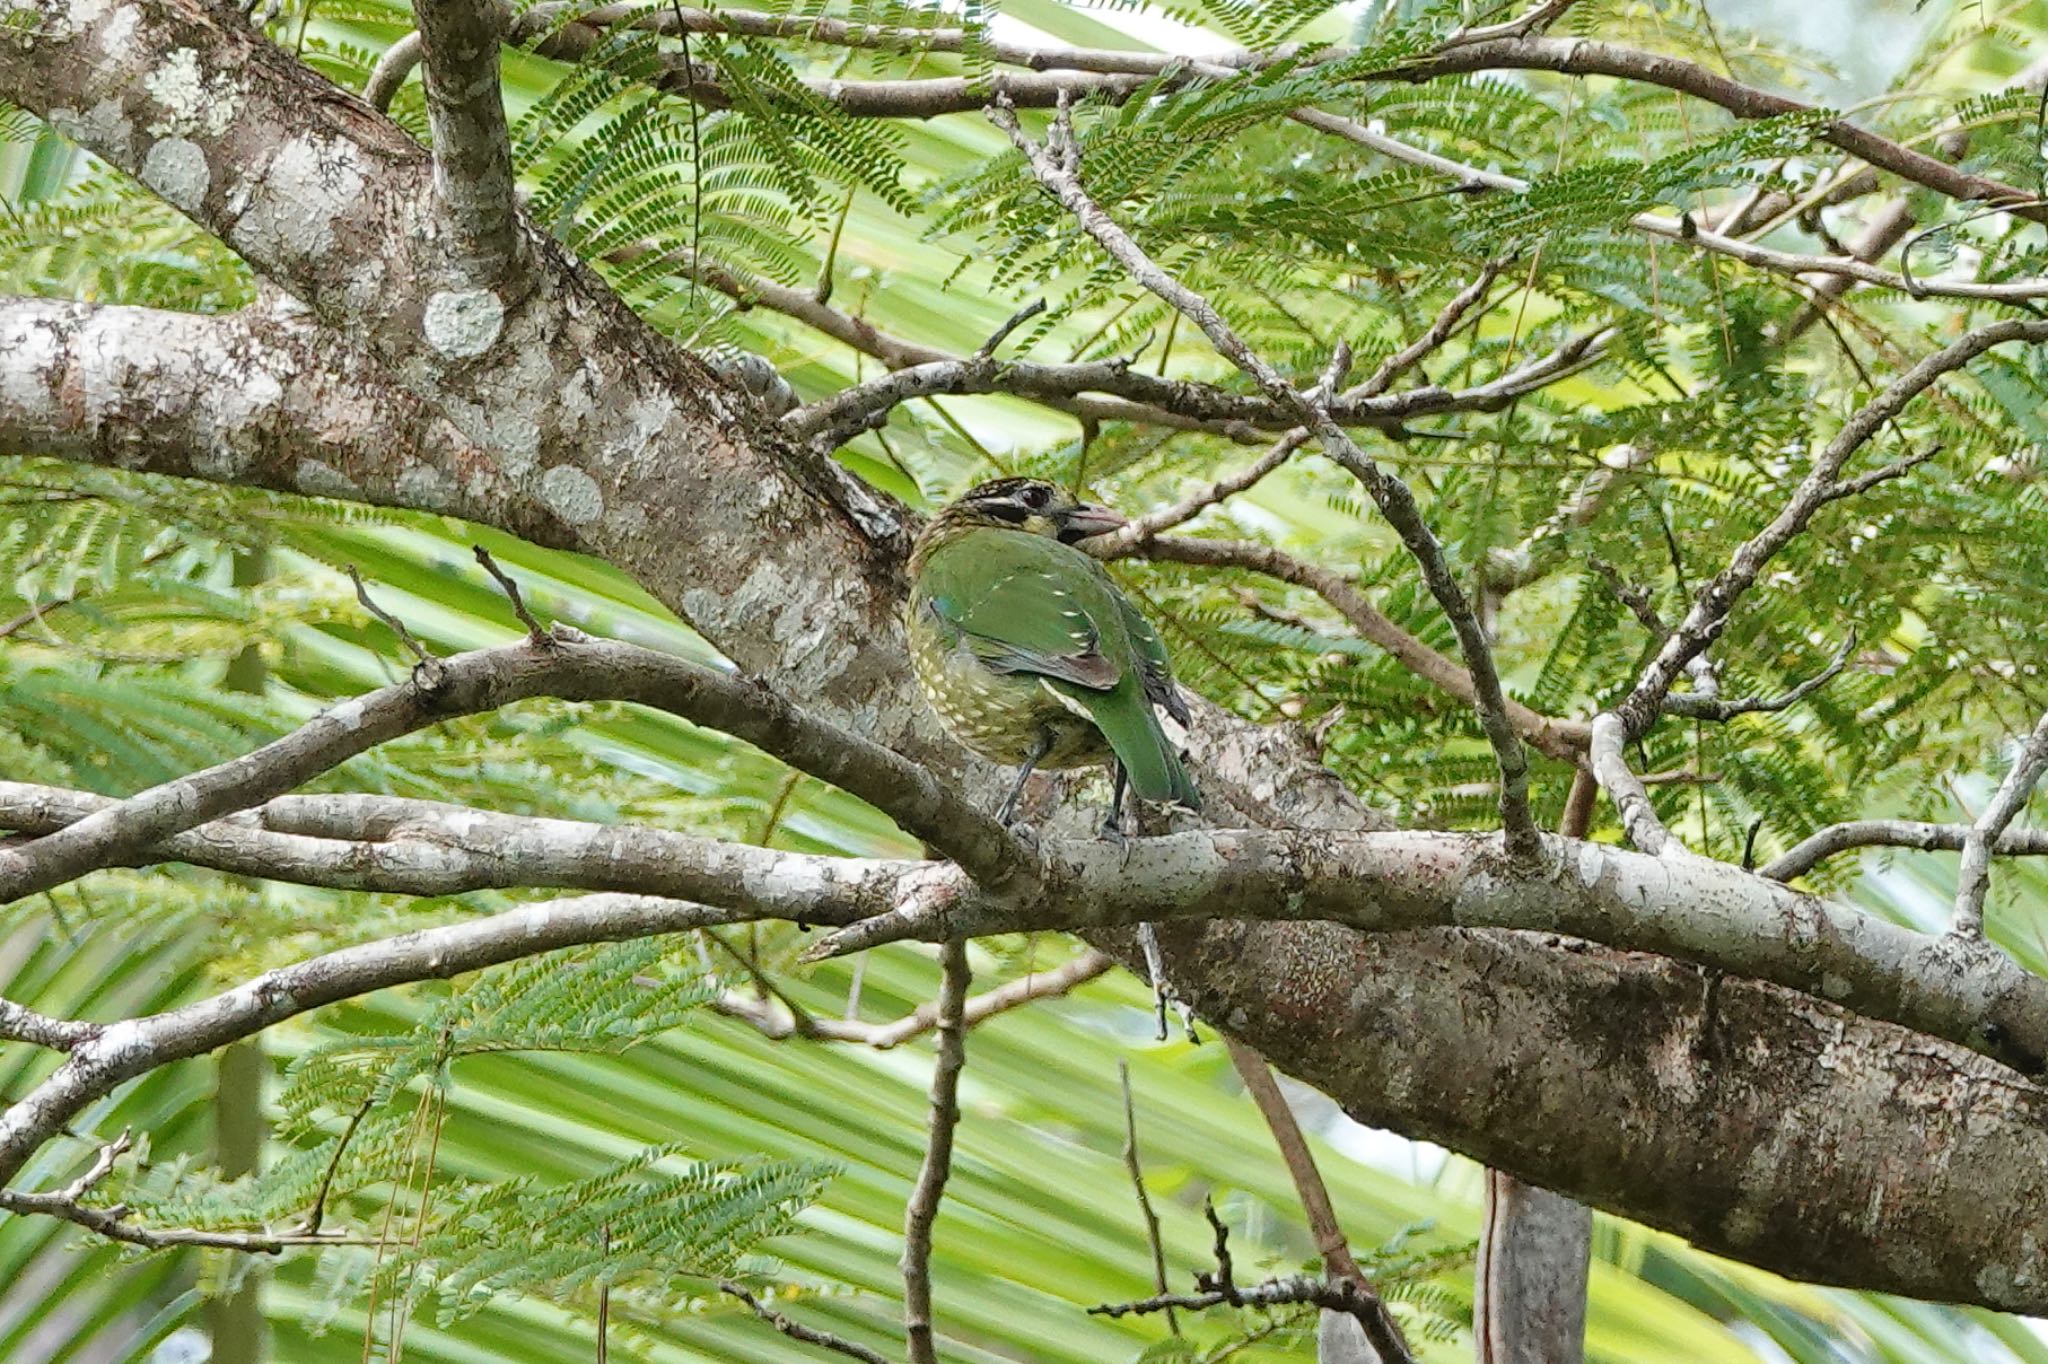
top-left (983, 502), bottom-right (1030, 522)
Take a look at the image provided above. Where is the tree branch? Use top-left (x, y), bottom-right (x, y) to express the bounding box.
top-left (1373, 37), bottom-right (2046, 224)
top-left (1118, 536), bottom-right (1590, 763)
top-left (1763, 820), bottom-right (2048, 884)
top-left (0, 892), bottom-right (794, 1189)
top-left (1224, 1037), bottom-right (1413, 1364)
top-left (901, 938), bottom-right (968, 1364)
top-left (413, 0), bottom-right (525, 282)
top-left (0, 298), bottom-right (575, 545)
top-left (719, 1282), bottom-right (890, 1364)
top-left (1589, 714), bottom-right (1678, 857)
top-left (1660, 632), bottom-right (1856, 721)
top-left (1952, 711), bottom-right (2048, 938)
top-left (0, 784), bottom-right (917, 925)
top-left (712, 950), bottom-right (1112, 1047)
top-left (0, 631), bottom-right (1028, 907)
top-left (779, 319), bottom-right (1606, 449)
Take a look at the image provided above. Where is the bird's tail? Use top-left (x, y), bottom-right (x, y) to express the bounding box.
top-left (1090, 682), bottom-right (1200, 810)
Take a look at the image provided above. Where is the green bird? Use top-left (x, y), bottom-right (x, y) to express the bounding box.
top-left (907, 476), bottom-right (1199, 829)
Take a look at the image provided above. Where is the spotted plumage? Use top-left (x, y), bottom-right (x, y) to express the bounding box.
top-left (907, 477), bottom-right (1198, 825)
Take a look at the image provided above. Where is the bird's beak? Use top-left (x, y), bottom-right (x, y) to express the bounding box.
top-left (1055, 502), bottom-right (1128, 542)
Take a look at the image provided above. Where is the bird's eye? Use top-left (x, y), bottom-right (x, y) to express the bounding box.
top-left (1020, 485), bottom-right (1050, 509)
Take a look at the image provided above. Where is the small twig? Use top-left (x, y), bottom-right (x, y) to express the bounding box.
top-left (1355, 260), bottom-right (1505, 397)
top-left (1094, 1199), bottom-right (1410, 1357)
top-left (977, 298), bottom-right (1047, 358)
top-left (1119, 1060), bottom-right (1178, 1335)
top-left (472, 545), bottom-right (552, 642)
top-left (61, 1130), bottom-right (132, 1201)
top-left (1106, 432), bottom-right (1311, 549)
top-left (597, 1224), bottom-right (611, 1364)
top-left (712, 950), bottom-right (1111, 1046)
top-left (1661, 631), bottom-right (1856, 721)
top-left (1202, 1197), bottom-right (1234, 1293)
top-left (1136, 921), bottom-right (1196, 1042)
top-left (0, 1188), bottom-right (379, 1252)
top-left (902, 937), bottom-right (970, 1364)
top-left (1952, 710), bottom-right (2048, 937)
top-left (1590, 558), bottom-right (1669, 639)
top-left (1616, 318), bottom-right (2048, 737)
top-left (298, 1097), bottom-right (374, 1235)
top-left (346, 565), bottom-right (438, 669)
top-left (719, 1281), bottom-right (890, 1364)
top-left (1224, 1039), bottom-right (1413, 1363)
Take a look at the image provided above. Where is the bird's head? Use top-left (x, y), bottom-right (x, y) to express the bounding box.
top-left (928, 477), bottom-right (1128, 546)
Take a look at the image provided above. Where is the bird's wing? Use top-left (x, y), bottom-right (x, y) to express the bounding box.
top-left (1116, 592), bottom-right (1190, 726)
top-left (919, 533), bottom-right (1125, 692)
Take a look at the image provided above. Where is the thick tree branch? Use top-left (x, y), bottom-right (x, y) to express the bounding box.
top-left (1952, 711), bottom-right (2048, 938)
top-left (0, 784), bottom-right (918, 925)
top-left (0, 298), bottom-right (573, 546)
top-left (17, 767), bottom-right (2048, 1091)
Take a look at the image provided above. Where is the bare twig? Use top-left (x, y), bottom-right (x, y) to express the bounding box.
top-left (712, 950), bottom-right (1113, 1047)
top-left (471, 545), bottom-right (551, 641)
top-left (1762, 819), bottom-right (2048, 883)
top-left (1224, 1038), bottom-right (1413, 1363)
top-left (1103, 432), bottom-right (1311, 548)
top-left (902, 938), bottom-right (970, 1364)
top-left (779, 322), bottom-right (1604, 450)
top-left (1092, 1200), bottom-right (1404, 1353)
top-left (1358, 260), bottom-right (1506, 396)
top-left (345, 565), bottom-right (438, 670)
top-left (1118, 536), bottom-right (1590, 763)
top-left (719, 1281), bottom-right (890, 1364)
top-left (1952, 711), bottom-right (2048, 937)
top-left (1119, 1060), bottom-right (1177, 1335)
top-left (993, 95), bottom-right (1539, 857)
top-left (977, 298), bottom-right (1047, 358)
top-left (1661, 633), bottom-right (1856, 721)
